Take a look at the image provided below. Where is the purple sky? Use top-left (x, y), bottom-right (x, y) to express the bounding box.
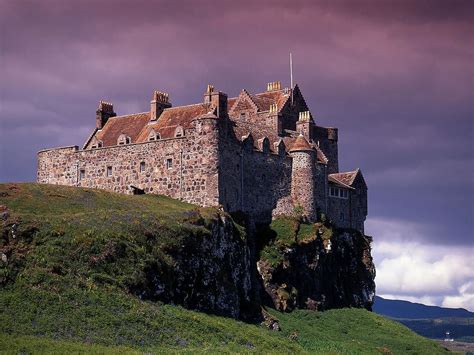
top-left (1, 0), bottom-right (473, 310)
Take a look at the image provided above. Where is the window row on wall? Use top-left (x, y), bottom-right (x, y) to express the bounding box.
top-left (329, 186), bottom-right (349, 199)
top-left (78, 159), bottom-right (173, 181)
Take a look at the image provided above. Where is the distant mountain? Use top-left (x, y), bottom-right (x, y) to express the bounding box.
top-left (373, 296), bottom-right (473, 319)
top-left (374, 296), bottom-right (474, 341)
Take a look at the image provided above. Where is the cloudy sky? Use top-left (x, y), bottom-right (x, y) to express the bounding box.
top-left (1, 0), bottom-right (473, 310)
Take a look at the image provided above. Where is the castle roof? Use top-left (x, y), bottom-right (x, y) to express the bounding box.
top-left (95, 112), bottom-right (150, 147)
top-left (289, 134), bottom-right (313, 152)
top-left (137, 103), bottom-right (210, 141)
top-left (328, 170), bottom-right (360, 189)
top-left (85, 86), bottom-right (319, 158)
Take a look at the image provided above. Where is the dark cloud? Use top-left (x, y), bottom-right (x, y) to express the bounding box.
top-left (1, 0), bottom-right (473, 249)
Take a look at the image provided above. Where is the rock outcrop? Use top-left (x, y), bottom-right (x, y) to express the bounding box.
top-left (256, 218), bottom-right (375, 312)
top-left (127, 212), bottom-right (252, 318)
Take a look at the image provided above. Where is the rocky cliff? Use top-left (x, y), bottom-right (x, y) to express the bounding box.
top-left (255, 217), bottom-right (375, 312)
top-left (1, 184), bottom-right (375, 322)
top-left (128, 211), bottom-right (252, 318)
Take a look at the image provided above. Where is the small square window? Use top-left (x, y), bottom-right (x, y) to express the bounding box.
top-left (107, 166), bottom-right (112, 176)
top-left (166, 158), bottom-right (173, 169)
top-left (79, 169), bottom-right (85, 181)
top-left (140, 162), bottom-right (146, 172)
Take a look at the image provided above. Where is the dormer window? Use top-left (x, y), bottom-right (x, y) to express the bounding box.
top-left (148, 130), bottom-right (160, 141)
top-left (118, 134), bottom-right (131, 145)
top-left (90, 138), bottom-right (103, 149)
top-left (175, 126), bottom-right (184, 138)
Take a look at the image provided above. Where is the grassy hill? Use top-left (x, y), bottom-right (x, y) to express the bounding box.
top-left (0, 183), bottom-right (449, 353)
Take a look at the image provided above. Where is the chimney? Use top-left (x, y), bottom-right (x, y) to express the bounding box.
top-left (96, 100), bottom-right (116, 129)
top-left (266, 81), bottom-right (282, 92)
top-left (150, 90), bottom-right (172, 121)
top-left (296, 111), bottom-right (314, 141)
top-left (204, 84), bottom-right (228, 118)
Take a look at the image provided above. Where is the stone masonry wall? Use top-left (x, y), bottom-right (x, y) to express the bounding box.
top-left (217, 121), bottom-right (293, 222)
top-left (327, 189), bottom-right (367, 233)
top-left (37, 118), bottom-right (220, 207)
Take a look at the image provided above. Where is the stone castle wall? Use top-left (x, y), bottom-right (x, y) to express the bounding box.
top-left (37, 118), bottom-right (220, 207)
top-left (217, 123), bottom-right (293, 222)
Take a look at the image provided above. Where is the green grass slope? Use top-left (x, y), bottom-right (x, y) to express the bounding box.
top-left (0, 183), bottom-right (448, 354)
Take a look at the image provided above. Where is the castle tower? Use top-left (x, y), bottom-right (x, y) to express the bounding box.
top-left (150, 90), bottom-right (172, 121)
top-left (289, 134), bottom-right (317, 221)
top-left (96, 100), bottom-right (116, 129)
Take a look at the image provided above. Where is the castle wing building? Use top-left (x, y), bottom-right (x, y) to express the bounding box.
top-left (38, 82), bottom-right (368, 232)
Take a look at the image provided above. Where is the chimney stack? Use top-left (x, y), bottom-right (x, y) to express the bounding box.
top-left (204, 84), bottom-right (228, 118)
top-left (150, 90), bottom-right (172, 121)
top-left (96, 100), bottom-right (116, 129)
top-left (266, 81), bottom-right (281, 92)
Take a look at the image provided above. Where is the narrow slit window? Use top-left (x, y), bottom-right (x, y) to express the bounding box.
top-left (166, 158), bottom-right (173, 169)
top-left (79, 169), bottom-right (85, 181)
top-left (107, 166), bottom-right (112, 176)
top-left (140, 162), bottom-right (146, 172)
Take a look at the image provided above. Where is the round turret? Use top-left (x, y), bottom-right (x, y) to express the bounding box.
top-left (290, 134), bottom-right (316, 221)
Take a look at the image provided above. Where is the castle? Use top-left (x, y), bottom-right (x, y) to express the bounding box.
top-left (37, 82), bottom-right (367, 231)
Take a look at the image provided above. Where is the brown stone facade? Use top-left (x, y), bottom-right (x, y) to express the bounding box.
top-left (37, 82), bottom-right (368, 231)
